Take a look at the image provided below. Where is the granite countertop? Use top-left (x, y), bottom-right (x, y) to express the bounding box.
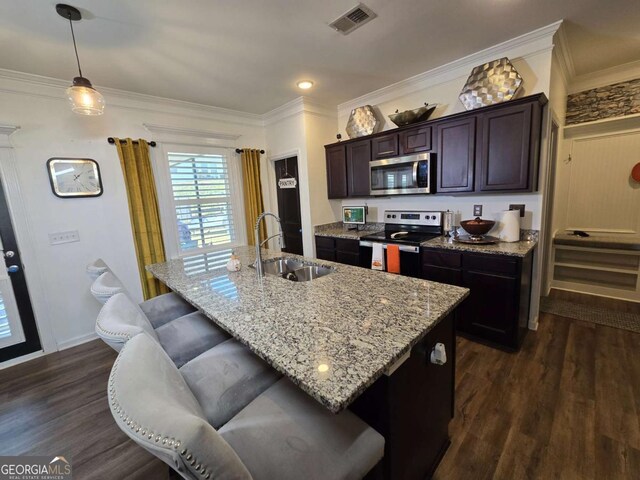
top-left (147, 246), bottom-right (468, 413)
top-left (554, 233), bottom-right (640, 251)
top-left (314, 221), bottom-right (384, 240)
top-left (421, 236), bottom-right (537, 257)
top-left (314, 227), bottom-right (375, 240)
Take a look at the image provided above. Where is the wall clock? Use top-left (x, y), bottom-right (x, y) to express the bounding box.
top-left (47, 158), bottom-right (103, 198)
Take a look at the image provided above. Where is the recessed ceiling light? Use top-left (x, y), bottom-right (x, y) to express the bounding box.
top-left (297, 80), bottom-right (314, 90)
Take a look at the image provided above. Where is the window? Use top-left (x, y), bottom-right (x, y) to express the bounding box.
top-left (157, 146), bottom-right (245, 257)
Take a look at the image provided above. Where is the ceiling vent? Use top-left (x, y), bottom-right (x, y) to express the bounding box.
top-left (329, 3), bottom-right (377, 35)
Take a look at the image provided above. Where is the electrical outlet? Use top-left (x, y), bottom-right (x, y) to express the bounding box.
top-left (49, 230), bottom-right (80, 246)
top-left (509, 204), bottom-right (525, 218)
top-left (473, 204), bottom-right (483, 216)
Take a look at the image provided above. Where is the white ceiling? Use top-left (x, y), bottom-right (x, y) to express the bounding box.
top-left (1, 0), bottom-right (639, 114)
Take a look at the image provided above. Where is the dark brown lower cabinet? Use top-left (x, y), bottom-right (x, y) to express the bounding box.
top-left (315, 236), bottom-right (360, 266)
top-left (422, 248), bottom-right (534, 351)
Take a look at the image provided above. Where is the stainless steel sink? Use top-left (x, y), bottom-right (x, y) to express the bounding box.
top-left (283, 265), bottom-right (334, 282)
top-left (250, 257), bottom-right (335, 282)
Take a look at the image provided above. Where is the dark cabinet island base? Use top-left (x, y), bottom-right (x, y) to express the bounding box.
top-left (351, 313), bottom-right (456, 480)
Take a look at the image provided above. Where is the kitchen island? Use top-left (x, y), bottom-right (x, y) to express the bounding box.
top-left (148, 246), bottom-right (469, 479)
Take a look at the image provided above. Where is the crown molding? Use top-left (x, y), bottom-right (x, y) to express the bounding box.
top-left (569, 59), bottom-right (640, 94)
top-left (263, 97), bottom-right (336, 125)
top-left (0, 125), bottom-right (20, 148)
top-left (0, 68), bottom-right (264, 127)
top-left (338, 20), bottom-right (562, 116)
top-left (263, 97), bottom-right (305, 125)
top-left (0, 125), bottom-right (20, 137)
top-left (553, 24), bottom-right (575, 87)
top-left (142, 123), bottom-right (241, 140)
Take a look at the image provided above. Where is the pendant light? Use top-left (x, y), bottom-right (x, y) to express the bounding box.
top-left (56, 4), bottom-right (105, 115)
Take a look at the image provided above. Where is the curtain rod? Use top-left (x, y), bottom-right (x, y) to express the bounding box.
top-left (107, 137), bottom-right (156, 147)
top-left (235, 148), bottom-right (265, 154)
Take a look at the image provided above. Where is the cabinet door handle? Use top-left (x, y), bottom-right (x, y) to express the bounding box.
top-left (430, 342), bottom-right (447, 365)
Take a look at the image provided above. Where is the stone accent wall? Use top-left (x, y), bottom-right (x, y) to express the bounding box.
top-left (566, 78), bottom-right (640, 125)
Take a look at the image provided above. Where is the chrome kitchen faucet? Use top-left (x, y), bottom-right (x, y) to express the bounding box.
top-left (254, 212), bottom-right (286, 277)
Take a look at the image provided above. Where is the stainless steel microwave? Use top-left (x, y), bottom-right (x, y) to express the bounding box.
top-left (369, 152), bottom-right (434, 196)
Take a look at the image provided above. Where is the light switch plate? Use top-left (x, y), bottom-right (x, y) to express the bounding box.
top-left (509, 204), bottom-right (525, 217)
top-left (49, 230), bottom-right (80, 245)
top-left (473, 205), bottom-right (483, 216)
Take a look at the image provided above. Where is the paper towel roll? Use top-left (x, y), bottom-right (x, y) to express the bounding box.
top-left (498, 210), bottom-right (520, 242)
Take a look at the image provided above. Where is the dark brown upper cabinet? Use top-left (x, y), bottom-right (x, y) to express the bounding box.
top-left (326, 144), bottom-right (348, 199)
top-left (399, 125), bottom-right (432, 155)
top-left (323, 93), bottom-right (547, 198)
top-left (371, 133), bottom-right (399, 159)
top-left (346, 139), bottom-right (371, 197)
top-left (436, 117), bottom-right (476, 193)
top-left (477, 101), bottom-right (541, 192)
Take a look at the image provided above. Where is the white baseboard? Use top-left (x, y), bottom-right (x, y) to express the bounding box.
top-left (57, 332), bottom-right (99, 351)
top-left (528, 314), bottom-right (540, 331)
top-left (0, 350), bottom-right (44, 370)
top-left (0, 332), bottom-right (99, 371)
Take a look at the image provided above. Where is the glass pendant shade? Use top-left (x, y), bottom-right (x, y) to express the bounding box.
top-left (66, 77), bottom-right (104, 115)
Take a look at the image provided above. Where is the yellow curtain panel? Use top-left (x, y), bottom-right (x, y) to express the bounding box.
top-left (241, 149), bottom-right (266, 246)
top-left (114, 138), bottom-right (169, 300)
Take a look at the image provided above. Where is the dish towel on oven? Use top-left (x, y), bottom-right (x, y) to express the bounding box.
top-left (371, 243), bottom-right (385, 271)
top-left (387, 244), bottom-right (400, 274)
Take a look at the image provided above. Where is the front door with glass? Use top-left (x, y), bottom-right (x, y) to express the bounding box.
top-left (0, 177), bottom-right (40, 362)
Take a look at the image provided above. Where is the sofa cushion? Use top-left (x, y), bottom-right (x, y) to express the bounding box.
top-left (95, 293), bottom-right (158, 351)
top-left (155, 312), bottom-right (230, 368)
top-left (219, 378), bottom-right (385, 480)
top-left (140, 292), bottom-right (196, 329)
top-left (180, 339), bottom-right (281, 428)
top-left (108, 333), bottom-right (251, 480)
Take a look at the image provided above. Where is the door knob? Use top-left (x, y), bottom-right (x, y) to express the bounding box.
top-left (7, 265), bottom-right (19, 273)
top-left (4, 250), bottom-right (15, 258)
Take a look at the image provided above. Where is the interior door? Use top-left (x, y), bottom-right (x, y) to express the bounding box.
top-left (0, 177), bottom-right (40, 362)
top-left (275, 157), bottom-right (303, 255)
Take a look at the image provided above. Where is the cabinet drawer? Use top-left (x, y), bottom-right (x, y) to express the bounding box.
top-left (372, 133), bottom-right (399, 159)
top-left (335, 238), bottom-right (360, 254)
top-left (315, 236), bottom-right (335, 250)
top-left (316, 248), bottom-right (336, 262)
top-left (463, 254), bottom-right (518, 276)
top-left (336, 251), bottom-right (360, 266)
top-left (400, 126), bottom-right (432, 154)
top-left (422, 265), bottom-right (463, 286)
top-left (422, 249), bottom-right (462, 268)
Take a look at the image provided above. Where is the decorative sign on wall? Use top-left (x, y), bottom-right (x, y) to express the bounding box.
top-left (278, 177), bottom-right (297, 189)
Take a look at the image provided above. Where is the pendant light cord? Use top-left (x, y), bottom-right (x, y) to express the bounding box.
top-left (68, 15), bottom-right (83, 78)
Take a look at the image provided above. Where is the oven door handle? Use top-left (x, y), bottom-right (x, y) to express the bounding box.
top-left (359, 241), bottom-right (420, 253)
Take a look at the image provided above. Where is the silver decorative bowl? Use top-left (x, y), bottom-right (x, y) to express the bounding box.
top-left (388, 104), bottom-right (437, 127)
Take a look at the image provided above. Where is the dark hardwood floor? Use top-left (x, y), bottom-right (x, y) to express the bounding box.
top-left (1, 312), bottom-right (639, 479)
